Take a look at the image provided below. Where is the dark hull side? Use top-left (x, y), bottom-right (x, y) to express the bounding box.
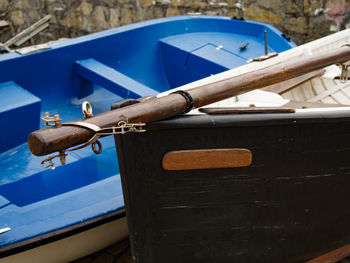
top-left (115, 110), bottom-right (350, 263)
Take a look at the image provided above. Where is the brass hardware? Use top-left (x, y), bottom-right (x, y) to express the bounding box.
top-left (41, 151), bottom-right (67, 170)
top-left (40, 107), bottom-right (146, 169)
top-left (60, 120), bottom-right (146, 153)
top-left (92, 140), bottom-right (102, 154)
top-left (41, 112), bottom-right (62, 127)
top-left (82, 101), bottom-right (93, 119)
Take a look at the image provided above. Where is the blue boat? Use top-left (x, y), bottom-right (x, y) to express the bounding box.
top-left (0, 15), bottom-right (295, 262)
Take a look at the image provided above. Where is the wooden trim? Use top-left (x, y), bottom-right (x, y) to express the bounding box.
top-left (307, 244), bottom-right (350, 263)
top-left (199, 107), bottom-right (295, 114)
top-left (162, 148), bottom-right (252, 171)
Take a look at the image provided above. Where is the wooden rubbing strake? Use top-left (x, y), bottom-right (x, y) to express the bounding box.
top-left (162, 148), bottom-right (252, 171)
top-left (306, 244), bottom-right (350, 263)
top-left (199, 107), bottom-right (295, 114)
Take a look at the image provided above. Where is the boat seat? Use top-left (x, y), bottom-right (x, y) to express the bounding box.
top-left (159, 34), bottom-right (248, 88)
top-left (73, 58), bottom-right (158, 99)
top-left (0, 81), bottom-right (41, 153)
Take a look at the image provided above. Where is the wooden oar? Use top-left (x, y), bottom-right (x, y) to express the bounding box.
top-left (28, 45), bottom-right (350, 158)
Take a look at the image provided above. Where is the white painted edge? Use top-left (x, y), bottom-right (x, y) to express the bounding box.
top-left (295, 107), bottom-right (350, 113)
top-left (0, 227), bottom-right (11, 234)
top-left (0, 217), bottom-right (128, 263)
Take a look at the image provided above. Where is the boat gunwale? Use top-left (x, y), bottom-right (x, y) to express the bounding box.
top-left (0, 208), bottom-right (125, 258)
top-left (144, 107), bottom-right (350, 130)
top-left (0, 15), bottom-right (295, 63)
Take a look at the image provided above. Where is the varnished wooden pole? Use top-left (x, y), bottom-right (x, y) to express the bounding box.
top-left (28, 45), bottom-right (350, 156)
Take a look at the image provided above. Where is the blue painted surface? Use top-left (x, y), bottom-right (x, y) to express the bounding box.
top-left (74, 58), bottom-right (158, 98)
top-left (0, 82), bottom-right (41, 153)
top-left (0, 15), bottom-right (295, 250)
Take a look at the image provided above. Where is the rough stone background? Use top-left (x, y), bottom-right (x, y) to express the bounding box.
top-left (0, 0), bottom-right (350, 46)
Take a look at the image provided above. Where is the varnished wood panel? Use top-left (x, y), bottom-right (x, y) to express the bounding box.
top-left (162, 148), bottom-right (252, 170)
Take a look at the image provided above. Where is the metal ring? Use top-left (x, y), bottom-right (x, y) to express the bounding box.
top-left (91, 140), bottom-right (102, 154)
top-left (170, 90), bottom-right (194, 114)
top-left (82, 101), bottom-right (93, 119)
top-left (118, 120), bottom-right (127, 127)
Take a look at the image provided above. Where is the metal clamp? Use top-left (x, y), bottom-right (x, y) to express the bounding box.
top-left (40, 101), bottom-right (146, 170)
top-left (62, 120), bottom-right (146, 153)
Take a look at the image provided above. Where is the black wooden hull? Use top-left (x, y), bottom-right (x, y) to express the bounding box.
top-left (115, 109), bottom-right (350, 263)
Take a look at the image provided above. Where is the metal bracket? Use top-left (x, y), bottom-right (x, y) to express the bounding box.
top-left (62, 120), bottom-right (146, 153)
top-left (40, 101), bottom-right (146, 170)
top-left (41, 151), bottom-right (67, 170)
top-left (41, 112), bottom-right (62, 127)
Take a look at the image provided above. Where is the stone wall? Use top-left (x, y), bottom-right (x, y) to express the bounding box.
top-left (0, 0), bottom-right (349, 46)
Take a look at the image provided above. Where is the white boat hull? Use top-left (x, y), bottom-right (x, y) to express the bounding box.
top-left (0, 217), bottom-right (128, 263)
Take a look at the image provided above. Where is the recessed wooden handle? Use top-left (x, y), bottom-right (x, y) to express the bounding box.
top-left (162, 148), bottom-right (252, 171)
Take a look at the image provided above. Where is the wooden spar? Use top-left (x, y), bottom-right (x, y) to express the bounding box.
top-left (28, 45), bottom-right (350, 157)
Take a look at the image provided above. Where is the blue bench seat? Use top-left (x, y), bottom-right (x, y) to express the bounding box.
top-left (73, 58), bottom-right (158, 99)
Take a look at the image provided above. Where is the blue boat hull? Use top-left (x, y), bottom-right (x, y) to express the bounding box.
top-left (0, 15), bottom-right (294, 259)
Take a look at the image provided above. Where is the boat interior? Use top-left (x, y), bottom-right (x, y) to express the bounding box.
top-left (0, 15), bottom-right (294, 252)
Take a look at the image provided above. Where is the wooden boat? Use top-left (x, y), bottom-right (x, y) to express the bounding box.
top-left (111, 31), bottom-right (350, 262)
top-left (0, 16), bottom-right (294, 262)
top-left (25, 27), bottom-right (350, 261)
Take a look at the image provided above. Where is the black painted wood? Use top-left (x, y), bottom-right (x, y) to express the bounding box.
top-left (115, 111), bottom-right (350, 263)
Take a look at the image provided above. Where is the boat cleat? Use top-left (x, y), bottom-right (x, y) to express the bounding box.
top-left (41, 112), bottom-right (62, 127)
